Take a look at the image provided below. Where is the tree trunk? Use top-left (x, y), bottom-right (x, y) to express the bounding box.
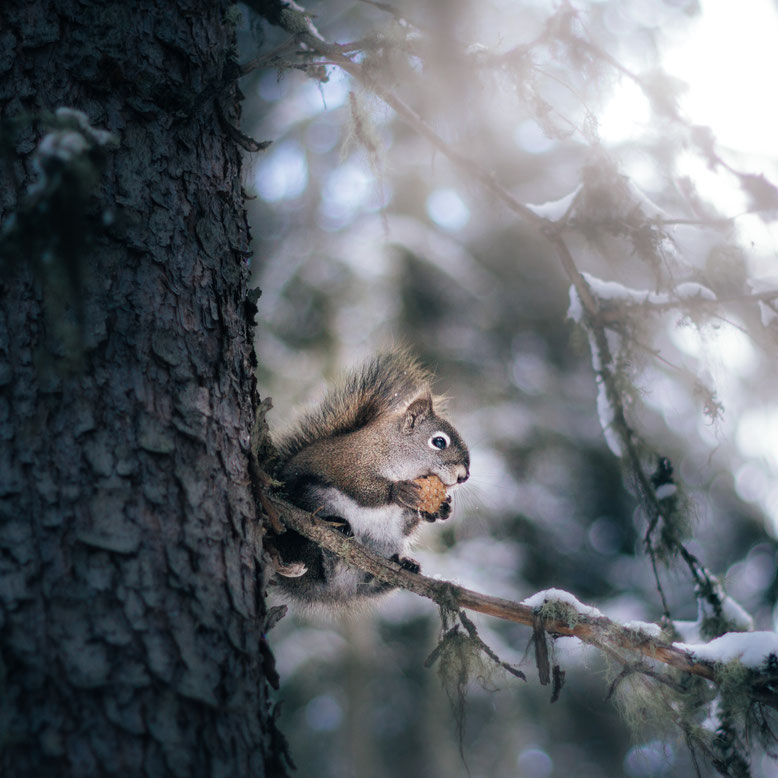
top-left (0, 2), bottom-right (281, 775)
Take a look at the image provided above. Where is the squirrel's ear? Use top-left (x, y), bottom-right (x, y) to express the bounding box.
top-left (403, 392), bottom-right (432, 431)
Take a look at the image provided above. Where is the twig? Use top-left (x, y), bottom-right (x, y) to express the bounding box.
top-left (216, 101), bottom-right (272, 153)
top-left (458, 610), bottom-right (526, 681)
top-left (595, 289), bottom-right (778, 324)
top-left (533, 613), bottom-right (551, 685)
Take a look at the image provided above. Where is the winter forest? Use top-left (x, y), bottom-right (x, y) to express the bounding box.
top-left (244, 1), bottom-right (778, 776)
top-left (2, 0), bottom-right (778, 777)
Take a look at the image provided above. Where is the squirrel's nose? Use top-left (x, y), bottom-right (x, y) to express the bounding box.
top-left (456, 465), bottom-right (469, 484)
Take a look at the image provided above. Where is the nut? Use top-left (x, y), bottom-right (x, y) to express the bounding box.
top-left (413, 474), bottom-right (448, 514)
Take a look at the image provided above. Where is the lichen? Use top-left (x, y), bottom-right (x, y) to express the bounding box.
top-left (537, 600), bottom-right (581, 629)
top-left (714, 660), bottom-right (751, 713)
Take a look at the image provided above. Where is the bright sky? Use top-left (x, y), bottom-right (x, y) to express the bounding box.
top-left (662, 0), bottom-right (778, 156)
top-left (600, 0), bottom-right (778, 535)
top-left (663, 0), bottom-right (778, 535)
top-left (600, 0), bottom-right (778, 231)
top-left (601, 0), bottom-right (778, 155)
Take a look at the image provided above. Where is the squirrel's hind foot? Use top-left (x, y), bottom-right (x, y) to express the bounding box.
top-left (390, 553), bottom-right (421, 574)
top-left (322, 517), bottom-right (354, 537)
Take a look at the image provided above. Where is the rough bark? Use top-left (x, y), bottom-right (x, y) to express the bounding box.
top-left (0, 2), bottom-right (280, 776)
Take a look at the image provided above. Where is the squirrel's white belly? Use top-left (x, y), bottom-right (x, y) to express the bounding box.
top-left (313, 486), bottom-right (415, 556)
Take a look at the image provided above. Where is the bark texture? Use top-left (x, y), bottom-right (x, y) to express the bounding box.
top-left (0, 2), bottom-right (279, 775)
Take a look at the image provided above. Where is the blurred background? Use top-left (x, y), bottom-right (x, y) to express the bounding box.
top-left (238, 1), bottom-right (778, 775)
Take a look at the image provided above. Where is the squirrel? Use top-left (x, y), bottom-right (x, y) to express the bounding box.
top-left (271, 350), bottom-right (470, 608)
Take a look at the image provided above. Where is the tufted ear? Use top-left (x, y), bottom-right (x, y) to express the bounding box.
top-left (403, 392), bottom-right (432, 431)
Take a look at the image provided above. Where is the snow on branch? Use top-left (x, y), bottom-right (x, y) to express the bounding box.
top-left (527, 185), bottom-right (582, 221)
top-left (677, 632), bottom-right (778, 670)
top-left (569, 272), bottom-right (778, 324)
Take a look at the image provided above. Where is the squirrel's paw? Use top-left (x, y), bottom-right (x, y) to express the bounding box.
top-left (390, 553), bottom-right (421, 574)
top-left (389, 479), bottom-right (423, 510)
top-left (391, 479), bottom-right (451, 520)
top-left (423, 494), bottom-right (452, 522)
top-left (266, 541), bottom-right (309, 578)
top-left (322, 517), bottom-right (354, 538)
top-left (275, 560), bottom-right (308, 578)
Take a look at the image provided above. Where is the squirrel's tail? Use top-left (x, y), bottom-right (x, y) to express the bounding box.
top-left (276, 349), bottom-right (432, 462)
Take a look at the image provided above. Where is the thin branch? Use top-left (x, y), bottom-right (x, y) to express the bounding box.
top-left (239, 33), bottom-right (301, 75)
top-left (651, 216), bottom-right (736, 227)
top-left (549, 238), bottom-right (676, 619)
top-left (458, 610), bottom-right (526, 681)
top-left (356, 0), bottom-right (407, 23)
top-left (596, 289), bottom-right (778, 324)
top-left (605, 661), bottom-right (689, 703)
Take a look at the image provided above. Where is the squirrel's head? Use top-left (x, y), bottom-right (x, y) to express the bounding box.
top-left (380, 392), bottom-right (470, 487)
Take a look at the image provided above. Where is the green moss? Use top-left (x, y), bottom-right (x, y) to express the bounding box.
top-left (537, 600), bottom-right (581, 629)
top-left (427, 624), bottom-right (492, 763)
top-left (611, 667), bottom-right (712, 745)
top-left (279, 8), bottom-right (312, 34)
top-left (714, 660), bottom-right (751, 711)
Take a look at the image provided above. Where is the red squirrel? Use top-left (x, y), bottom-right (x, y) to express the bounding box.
top-left (273, 350), bottom-right (470, 607)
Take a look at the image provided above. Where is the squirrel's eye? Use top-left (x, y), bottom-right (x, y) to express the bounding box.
top-left (429, 433), bottom-right (450, 450)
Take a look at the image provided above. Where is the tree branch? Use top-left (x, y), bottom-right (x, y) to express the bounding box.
top-left (594, 289), bottom-right (778, 323)
top-left (265, 493), bottom-right (778, 700)
top-left (266, 493), bottom-right (778, 713)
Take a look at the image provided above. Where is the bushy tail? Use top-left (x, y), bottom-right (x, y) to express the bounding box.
top-left (276, 350), bottom-right (432, 463)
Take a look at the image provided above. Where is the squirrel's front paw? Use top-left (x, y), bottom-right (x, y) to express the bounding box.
top-left (390, 480), bottom-right (422, 510)
top-left (390, 553), bottom-right (421, 574)
top-left (423, 494), bottom-right (452, 522)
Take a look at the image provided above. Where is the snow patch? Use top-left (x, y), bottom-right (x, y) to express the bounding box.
top-left (721, 594), bottom-right (756, 632)
top-left (527, 184), bottom-right (582, 221)
top-left (622, 620), bottom-right (663, 639)
top-left (674, 282), bottom-right (716, 301)
top-left (596, 376), bottom-right (622, 457)
top-left (674, 631), bottom-right (778, 669)
top-left (573, 273), bottom-right (716, 310)
top-left (38, 130), bottom-right (89, 161)
top-left (673, 619), bottom-right (702, 644)
top-left (582, 273), bottom-right (667, 306)
top-left (567, 286), bottom-right (583, 324)
top-left (55, 107), bottom-right (115, 147)
top-left (747, 275), bottom-right (778, 294)
top-left (655, 483), bottom-right (677, 500)
top-left (522, 588), bottom-right (604, 619)
top-left (748, 276), bottom-right (778, 326)
top-left (758, 301), bottom-right (778, 327)
top-left (30, 107), bottom-right (117, 196)
top-left (673, 588), bottom-right (754, 643)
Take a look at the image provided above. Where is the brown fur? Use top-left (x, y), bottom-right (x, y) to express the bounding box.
top-left (276, 349), bottom-right (432, 466)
